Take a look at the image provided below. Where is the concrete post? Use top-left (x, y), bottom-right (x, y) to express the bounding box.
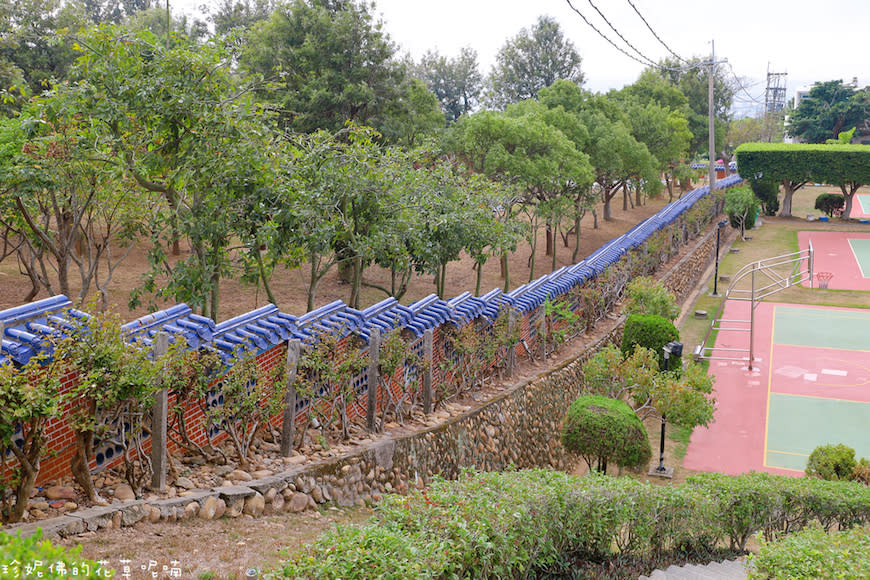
top-left (366, 328), bottom-right (380, 432)
top-left (150, 332), bottom-right (169, 491)
top-left (422, 329), bottom-right (433, 414)
top-left (280, 339), bottom-right (301, 457)
top-left (507, 310), bottom-right (517, 377)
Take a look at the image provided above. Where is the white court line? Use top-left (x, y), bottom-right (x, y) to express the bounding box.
top-left (804, 373), bottom-right (817, 382)
top-left (847, 239), bottom-right (870, 278)
top-left (821, 369), bottom-right (848, 376)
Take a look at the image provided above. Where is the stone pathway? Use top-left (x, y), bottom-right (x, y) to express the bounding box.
top-left (638, 558), bottom-right (748, 580)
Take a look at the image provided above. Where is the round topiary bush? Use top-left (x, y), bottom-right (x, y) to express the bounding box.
top-left (805, 443), bottom-right (857, 481)
top-left (621, 313), bottom-right (679, 369)
top-left (814, 193), bottom-right (845, 218)
top-left (561, 394), bottom-right (651, 474)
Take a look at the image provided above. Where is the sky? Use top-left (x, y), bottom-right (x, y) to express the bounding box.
top-left (174, 0), bottom-right (870, 116)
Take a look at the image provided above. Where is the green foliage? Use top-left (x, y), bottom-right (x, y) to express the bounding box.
top-left (748, 524), bottom-right (870, 579)
top-left (0, 356), bottom-right (63, 523)
top-left (750, 177), bottom-right (780, 216)
top-left (788, 80), bottom-right (870, 143)
top-left (814, 193), bottom-right (845, 217)
top-left (278, 468), bottom-right (870, 578)
top-left (725, 187), bottom-right (760, 234)
top-left (0, 530), bottom-right (108, 579)
top-left (240, 0), bottom-right (403, 133)
top-left (205, 352), bottom-right (287, 469)
top-left (621, 313), bottom-right (679, 368)
top-left (561, 395), bottom-right (652, 474)
top-left (414, 47), bottom-right (482, 124)
top-left (624, 277), bottom-right (680, 321)
top-left (806, 443), bottom-right (858, 481)
top-left (486, 15), bottom-right (583, 109)
top-left (853, 458), bottom-right (870, 485)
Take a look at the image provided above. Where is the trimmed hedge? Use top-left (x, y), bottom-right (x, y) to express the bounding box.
top-left (736, 143), bottom-right (870, 186)
top-left (0, 530), bottom-right (108, 578)
top-left (561, 395), bottom-right (652, 474)
top-left (621, 313), bottom-right (679, 369)
top-left (748, 524), bottom-right (870, 579)
top-left (814, 193), bottom-right (845, 217)
top-left (275, 469), bottom-right (870, 579)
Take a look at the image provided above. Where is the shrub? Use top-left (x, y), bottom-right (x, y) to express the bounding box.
top-left (748, 524), bottom-right (870, 579)
top-left (853, 457), bottom-right (870, 485)
top-left (621, 313), bottom-right (679, 369)
top-left (725, 187), bottom-right (759, 237)
top-left (623, 277), bottom-right (680, 321)
top-left (806, 443), bottom-right (857, 481)
top-left (750, 177), bottom-right (780, 216)
top-left (561, 395), bottom-right (652, 474)
top-left (0, 530), bottom-right (108, 578)
top-left (814, 193), bottom-right (845, 217)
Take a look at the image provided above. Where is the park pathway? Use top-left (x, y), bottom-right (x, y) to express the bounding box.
top-left (638, 557), bottom-right (748, 579)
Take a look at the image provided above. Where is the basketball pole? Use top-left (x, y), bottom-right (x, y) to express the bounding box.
top-left (749, 263), bottom-right (757, 371)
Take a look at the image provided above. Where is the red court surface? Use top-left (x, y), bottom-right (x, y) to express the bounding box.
top-left (798, 230), bottom-right (870, 291)
top-left (683, 301), bottom-right (870, 476)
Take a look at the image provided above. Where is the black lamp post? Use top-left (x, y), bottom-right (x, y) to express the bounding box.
top-left (655, 341), bottom-right (683, 474)
top-left (712, 219), bottom-right (729, 296)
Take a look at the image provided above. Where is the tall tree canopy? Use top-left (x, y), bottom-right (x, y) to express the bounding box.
top-left (414, 47), bottom-right (483, 124)
top-left (788, 80), bottom-right (870, 144)
top-left (653, 57), bottom-right (736, 158)
top-left (486, 15), bottom-right (583, 109)
top-left (240, 0), bottom-right (404, 133)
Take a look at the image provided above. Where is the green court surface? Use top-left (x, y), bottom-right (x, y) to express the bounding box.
top-left (848, 238), bottom-right (870, 278)
top-left (859, 194), bottom-right (870, 214)
top-left (772, 305), bottom-right (870, 351)
top-left (766, 393), bottom-right (870, 471)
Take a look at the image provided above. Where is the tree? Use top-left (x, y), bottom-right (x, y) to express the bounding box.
top-left (0, 355), bottom-right (63, 523)
top-left (415, 47), bottom-right (483, 124)
top-left (582, 344), bottom-right (716, 434)
top-left (725, 187), bottom-right (759, 239)
top-left (240, 0), bottom-right (404, 133)
top-left (486, 15), bottom-right (583, 109)
top-left (0, 109), bottom-right (149, 307)
top-left (736, 142), bottom-right (870, 217)
top-left (53, 25), bottom-right (274, 320)
top-left (652, 57), bottom-right (736, 158)
top-left (0, 0), bottom-right (82, 100)
top-left (788, 80), bottom-right (870, 143)
top-left (377, 77), bottom-right (444, 148)
top-left (561, 394), bottom-right (651, 474)
top-left (210, 0), bottom-right (276, 34)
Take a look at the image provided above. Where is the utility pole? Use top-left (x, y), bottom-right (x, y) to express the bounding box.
top-left (707, 40), bottom-right (728, 192)
top-left (708, 40), bottom-right (716, 190)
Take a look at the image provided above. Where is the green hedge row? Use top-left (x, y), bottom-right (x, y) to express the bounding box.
top-left (275, 469), bottom-right (870, 579)
top-left (0, 530), bottom-right (107, 579)
top-left (736, 143), bottom-right (870, 185)
top-left (748, 524), bottom-right (870, 579)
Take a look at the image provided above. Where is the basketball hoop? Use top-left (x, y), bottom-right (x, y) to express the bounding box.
top-left (816, 271), bottom-right (834, 289)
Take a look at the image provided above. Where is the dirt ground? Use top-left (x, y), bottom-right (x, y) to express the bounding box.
top-left (46, 189), bottom-right (714, 579)
top-left (0, 192), bottom-right (672, 321)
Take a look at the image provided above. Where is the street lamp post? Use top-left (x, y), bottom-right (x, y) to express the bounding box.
top-left (654, 341), bottom-right (683, 475)
top-left (712, 219), bottom-right (729, 296)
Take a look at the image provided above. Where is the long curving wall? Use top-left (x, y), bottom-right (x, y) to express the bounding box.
top-left (0, 175), bottom-right (741, 489)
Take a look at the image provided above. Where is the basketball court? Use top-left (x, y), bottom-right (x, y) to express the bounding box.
top-left (854, 194), bottom-right (870, 218)
top-left (798, 230), bottom-right (870, 291)
top-left (685, 301), bottom-right (870, 476)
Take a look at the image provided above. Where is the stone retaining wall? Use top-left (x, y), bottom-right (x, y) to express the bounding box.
top-left (4, 216), bottom-right (722, 539)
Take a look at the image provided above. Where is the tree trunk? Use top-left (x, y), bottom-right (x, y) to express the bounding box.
top-left (572, 208), bottom-right (582, 262)
top-left (545, 223), bottom-right (554, 256)
top-left (592, 209), bottom-right (598, 229)
top-left (622, 185), bottom-right (629, 211)
top-left (501, 254), bottom-right (510, 292)
top-left (256, 251), bottom-right (277, 304)
top-left (349, 255), bottom-right (363, 309)
top-left (71, 430), bottom-right (100, 502)
top-left (528, 232), bottom-right (537, 283)
top-left (635, 183), bottom-right (642, 207)
top-left (551, 227), bottom-right (558, 271)
top-left (603, 193), bottom-right (613, 221)
top-left (840, 182), bottom-right (860, 218)
top-left (475, 261), bottom-right (484, 296)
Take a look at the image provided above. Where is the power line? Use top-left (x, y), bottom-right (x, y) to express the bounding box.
top-left (625, 0), bottom-right (687, 64)
top-left (727, 62), bottom-right (765, 106)
top-left (564, 0), bottom-right (707, 75)
top-left (564, 0), bottom-right (656, 69)
top-left (583, 0), bottom-right (657, 67)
